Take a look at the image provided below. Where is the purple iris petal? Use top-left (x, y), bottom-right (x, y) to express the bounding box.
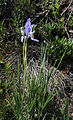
top-left (20, 27), bottom-right (25, 35)
top-left (25, 18), bottom-right (35, 35)
top-left (25, 18), bottom-right (31, 29)
top-left (31, 24), bottom-right (34, 29)
top-left (22, 30), bottom-right (25, 36)
top-left (25, 27), bottom-right (31, 35)
top-left (27, 18), bottom-right (31, 22)
top-left (20, 18), bottom-right (39, 43)
top-left (30, 31), bottom-right (35, 34)
top-left (21, 36), bottom-right (25, 42)
top-left (30, 35), bottom-right (39, 42)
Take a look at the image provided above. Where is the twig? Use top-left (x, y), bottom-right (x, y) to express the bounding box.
top-left (65, 11), bottom-right (72, 41)
top-left (31, 9), bottom-right (50, 24)
top-left (61, 0), bottom-right (73, 16)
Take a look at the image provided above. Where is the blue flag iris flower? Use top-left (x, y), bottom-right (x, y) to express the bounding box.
top-left (20, 18), bottom-right (39, 43)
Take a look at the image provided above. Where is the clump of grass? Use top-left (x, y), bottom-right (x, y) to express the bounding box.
top-left (0, 0), bottom-right (72, 119)
top-left (62, 100), bottom-right (70, 120)
top-left (5, 39), bottom-right (68, 120)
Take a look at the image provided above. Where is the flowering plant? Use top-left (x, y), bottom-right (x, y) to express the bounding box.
top-left (20, 18), bottom-right (39, 42)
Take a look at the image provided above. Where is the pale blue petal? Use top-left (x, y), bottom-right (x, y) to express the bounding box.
top-left (28, 25), bottom-right (34, 33)
top-left (27, 18), bottom-right (31, 22)
top-left (25, 18), bottom-right (35, 35)
top-left (21, 36), bottom-right (25, 42)
top-left (20, 27), bottom-right (25, 36)
top-left (25, 18), bottom-right (31, 30)
top-left (20, 18), bottom-right (38, 43)
top-left (25, 27), bottom-right (31, 35)
top-left (30, 36), bottom-right (39, 42)
top-left (31, 24), bottom-right (34, 29)
top-left (30, 31), bottom-right (35, 34)
top-left (21, 30), bottom-right (25, 36)
top-left (20, 27), bottom-right (23, 30)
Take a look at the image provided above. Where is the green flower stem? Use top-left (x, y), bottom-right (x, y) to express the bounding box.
top-left (23, 40), bottom-right (27, 86)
